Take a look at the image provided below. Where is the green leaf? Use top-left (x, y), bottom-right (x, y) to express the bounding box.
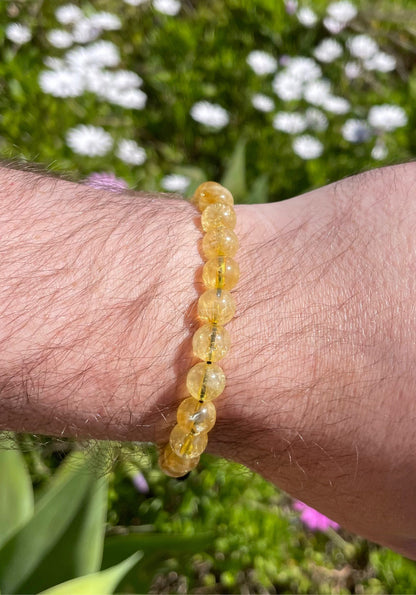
top-left (221, 138), bottom-right (247, 201)
top-left (39, 552), bottom-right (142, 595)
top-left (0, 450), bottom-right (93, 594)
top-left (246, 174), bottom-right (269, 204)
top-left (18, 474), bottom-right (109, 594)
top-left (0, 433), bottom-right (34, 548)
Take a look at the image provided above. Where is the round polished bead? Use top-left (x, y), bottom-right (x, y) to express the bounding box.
top-left (193, 181), bottom-right (234, 212)
top-left (186, 361), bottom-right (226, 401)
top-left (158, 443), bottom-right (199, 477)
top-left (192, 323), bottom-right (231, 362)
top-left (202, 227), bottom-right (239, 259)
top-left (198, 289), bottom-right (236, 324)
top-left (202, 256), bottom-right (240, 290)
top-left (170, 424), bottom-right (208, 458)
top-left (201, 203), bottom-right (236, 232)
top-left (177, 397), bottom-right (216, 433)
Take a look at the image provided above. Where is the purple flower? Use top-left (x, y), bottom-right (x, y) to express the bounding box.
top-left (85, 172), bottom-right (128, 192)
top-left (294, 500), bottom-right (340, 531)
top-left (132, 471), bottom-right (150, 494)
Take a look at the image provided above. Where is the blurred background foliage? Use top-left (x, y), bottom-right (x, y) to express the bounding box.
top-left (1, 0), bottom-right (416, 593)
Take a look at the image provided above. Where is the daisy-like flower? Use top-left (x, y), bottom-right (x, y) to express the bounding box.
top-left (341, 119), bottom-right (371, 142)
top-left (5, 23), bottom-right (32, 44)
top-left (112, 70), bottom-right (143, 88)
top-left (347, 34), bottom-right (378, 60)
top-left (322, 95), bottom-right (350, 114)
top-left (293, 135), bottom-right (323, 159)
top-left (86, 40), bottom-right (121, 67)
top-left (66, 125), bottom-right (113, 156)
top-left (364, 51), bottom-right (396, 73)
top-left (190, 101), bottom-right (230, 130)
top-left (313, 38), bottom-right (343, 63)
top-left (288, 56), bottom-right (322, 81)
top-left (327, 0), bottom-right (357, 23)
top-left (55, 4), bottom-right (83, 25)
top-left (371, 140), bottom-right (388, 160)
top-left (106, 87), bottom-right (147, 109)
top-left (116, 139), bottom-right (147, 165)
top-left (47, 29), bottom-right (73, 49)
top-left (344, 61), bottom-right (361, 78)
top-left (153, 0), bottom-right (181, 15)
top-left (368, 104), bottom-right (407, 131)
top-left (294, 501), bottom-right (340, 531)
top-left (72, 18), bottom-right (101, 44)
top-left (39, 69), bottom-right (85, 97)
top-left (86, 172), bottom-right (128, 192)
top-left (251, 93), bottom-right (275, 112)
top-left (297, 7), bottom-right (318, 27)
top-left (89, 12), bottom-right (122, 30)
top-left (273, 112), bottom-right (307, 134)
top-left (303, 78), bottom-right (332, 106)
top-left (161, 174), bottom-right (191, 193)
top-left (247, 50), bottom-right (278, 75)
top-left (305, 107), bottom-right (328, 131)
top-left (323, 16), bottom-right (346, 34)
top-left (124, 0), bottom-right (148, 4)
top-left (272, 72), bottom-right (303, 101)
top-left (43, 56), bottom-right (65, 70)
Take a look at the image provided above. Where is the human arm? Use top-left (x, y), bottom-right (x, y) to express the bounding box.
top-left (0, 163), bottom-right (416, 557)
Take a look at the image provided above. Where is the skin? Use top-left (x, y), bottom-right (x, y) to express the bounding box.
top-left (0, 162), bottom-right (415, 558)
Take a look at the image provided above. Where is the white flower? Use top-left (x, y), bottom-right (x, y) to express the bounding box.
top-left (368, 104), bottom-right (407, 131)
top-left (47, 29), bottom-right (73, 48)
top-left (72, 18), bottom-right (101, 43)
top-left (327, 1), bottom-right (357, 23)
top-left (341, 119), bottom-right (371, 142)
top-left (153, 0), bottom-right (181, 15)
top-left (89, 12), bottom-right (122, 30)
top-left (292, 135), bottom-right (323, 159)
top-left (43, 56), bottom-right (65, 70)
top-left (251, 93), bottom-right (274, 112)
top-left (272, 72), bottom-right (303, 101)
top-left (112, 70), bottom-right (143, 88)
top-left (85, 41), bottom-right (120, 67)
top-left (161, 174), bottom-right (190, 193)
top-left (116, 139), bottom-right (147, 165)
top-left (323, 16), bottom-right (345, 34)
top-left (371, 140), bottom-right (388, 160)
top-left (273, 112), bottom-right (307, 134)
top-left (297, 7), bottom-right (318, 27)
top-left (287, 56), bottom-right (322, 81)
top-left (344, 61), bottom-right (361, 78)
top-left (285, 0), bottom-right (298, 15)
top-left (322, 95), bottom-right (350, 114)
top-left (347, 34), bottom-right (378, 60)
top-left (313, 38), bottom-right (343, 63)
top-left (303, 78), bottom-right (331, 106)
top-left (305, 108), bottom-right (328, 131)
top-left (39, 69), bottom-right (85, 97)
top-left (247, 50), bottom-right (278, 75)
top-left (5, 23), bottom-right (32, 44)
top-left (55, 4), bottom-right (83, 24)
top-left (364, 51), bottom-right (396, 73)
top-left (106, 87), bottom-right (147, 109)
top-left (190, 101), bottom-right (230, 130)
top-left (123, 0), bottom-right (148, 4)
top-left (66, 125), bottom-right (113, 156)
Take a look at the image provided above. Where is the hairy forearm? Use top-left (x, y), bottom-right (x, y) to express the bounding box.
top-left (1, 163), bottom-right (416, 557)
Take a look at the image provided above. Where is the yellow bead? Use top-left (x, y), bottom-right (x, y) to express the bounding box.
top-left (186, 361), bottom-right (226, 401)
top-left (202, 256), bottom-right (240, 290)
top-left (201, 203), bottom-right (236, 232)
top-left (177, 396), bottom-right (216, 433)
top-left (202, 227), bottom-right (239, 259)
top-left (193, 181), bottom-right (234, 212)
top-left (170, 424), bottom-right (208, 458)
top-left (192, 323), bottom-right (231, 362)
top-left (158, 443), bottom-right (199, 477)
top-left (198, 289), bottom-right (236, 324)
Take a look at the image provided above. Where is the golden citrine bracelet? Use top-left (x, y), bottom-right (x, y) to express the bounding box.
top-left (158, 181), bottom-right (239, 478)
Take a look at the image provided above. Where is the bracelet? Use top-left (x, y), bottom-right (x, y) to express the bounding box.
top-left (158, 181), bottom-right (239, 477)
